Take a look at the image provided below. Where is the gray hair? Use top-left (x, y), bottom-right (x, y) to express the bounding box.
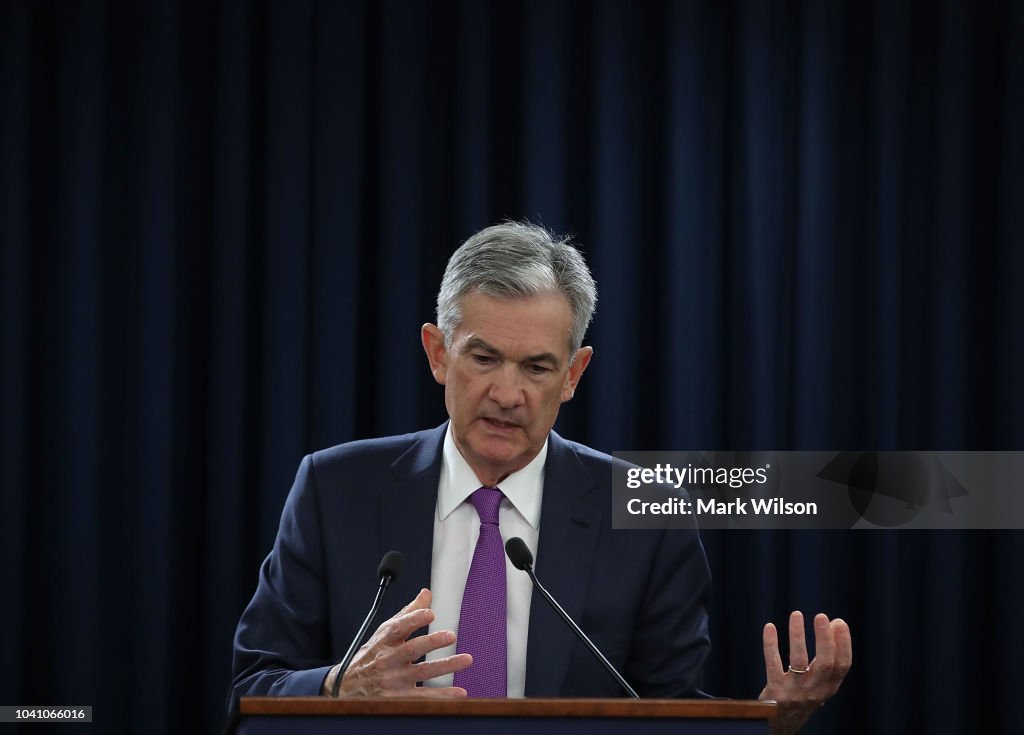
top-left (436, 221), bottom-right (597, 358)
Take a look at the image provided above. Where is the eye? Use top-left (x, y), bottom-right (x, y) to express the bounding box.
top-left (527, 364), bottom-right (551, 375)
top-left (473, 354), bottom-right (494, 365)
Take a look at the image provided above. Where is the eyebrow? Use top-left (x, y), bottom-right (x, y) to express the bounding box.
top-left (463, 336), bottom-right (500, 355)
top-left (462, 336), bottom-right (561, 366)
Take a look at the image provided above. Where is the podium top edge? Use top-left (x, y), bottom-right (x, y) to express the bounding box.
top-left (239, 696), bottom-right (777, 720)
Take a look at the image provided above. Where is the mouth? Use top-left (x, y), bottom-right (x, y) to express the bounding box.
top-left (481, 417), bottom-right (520, 432)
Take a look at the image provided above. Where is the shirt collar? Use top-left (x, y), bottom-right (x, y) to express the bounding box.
top-left (438, 421), bottom-right (546, 528)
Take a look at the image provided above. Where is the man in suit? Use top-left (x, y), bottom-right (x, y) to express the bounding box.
top-left (229, 222), bottom-right (851, 732)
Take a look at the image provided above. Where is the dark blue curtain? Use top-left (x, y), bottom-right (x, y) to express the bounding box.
top-left (2, 1), bottom-right (1022, 732)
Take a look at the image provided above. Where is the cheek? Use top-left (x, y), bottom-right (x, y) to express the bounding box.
top-left (531, 387), bottom-right (566, 419)
top-left (447, 374), bottom-right (488, 413)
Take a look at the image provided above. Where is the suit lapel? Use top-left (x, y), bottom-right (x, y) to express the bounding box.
top-left (524, 431), bottom-right (603, 696)
top-left (379, 424), bottom-right (446, 607)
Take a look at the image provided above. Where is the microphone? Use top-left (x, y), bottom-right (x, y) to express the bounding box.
top-left (330, 550), bottom-right (404, 697)
top-left (505, 538), bottom-right (639, 699)
top-left (377, 550), bottom-right (404, 581)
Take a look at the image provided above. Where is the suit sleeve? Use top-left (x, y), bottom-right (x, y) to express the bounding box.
top-left (227, 455), bottom-right (334, 713)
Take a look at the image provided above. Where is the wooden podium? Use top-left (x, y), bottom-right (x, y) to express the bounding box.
top-left (238, 697), bottom-right (777, 734)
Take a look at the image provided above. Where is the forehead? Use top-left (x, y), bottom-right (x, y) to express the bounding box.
top-left (454, 290), bottom-right (573, 358)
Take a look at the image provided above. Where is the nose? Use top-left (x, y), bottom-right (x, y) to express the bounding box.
top-left (487, 365), bottom-right (526, 410)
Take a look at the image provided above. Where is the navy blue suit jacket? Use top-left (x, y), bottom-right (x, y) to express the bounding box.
top-left (229, 424), bottom-right (710, 711)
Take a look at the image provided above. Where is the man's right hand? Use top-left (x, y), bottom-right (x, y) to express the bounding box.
top-left (321, 588), bottom-right (472, 698)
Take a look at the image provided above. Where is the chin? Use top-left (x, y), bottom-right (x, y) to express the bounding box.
top-left (474, 441), bottom-right (523, 464)
top-left (466, 436), bottom-right (525, 465)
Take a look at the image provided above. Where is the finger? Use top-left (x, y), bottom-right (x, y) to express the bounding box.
top-left (411, 653), bottom-right (474, 683)
top-left (371, 589), bottom-right (433, 646)
top-left (832, 618), bottom-right (852, 681)
top-left (762, 622), bottom-right (784, 683)
top-left (808, 613), bottom-right (835, 682)
top-left (379, 607), bottom-right (436, 645)
top-left (788, 611), bottom-right (809, 670)
top-left (398, 588), bottom-right (432, 615)
top-left (398, 629), bottom-right (459, 662)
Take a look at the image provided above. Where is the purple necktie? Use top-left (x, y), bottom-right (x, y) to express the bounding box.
top-left (453, 487), bottom-right (507, 697)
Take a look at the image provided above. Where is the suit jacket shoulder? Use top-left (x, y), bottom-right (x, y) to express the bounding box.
top-left (228, 425), bottom-right (447, 712)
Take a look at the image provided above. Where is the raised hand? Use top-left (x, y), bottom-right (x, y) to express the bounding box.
top-left (322, 588), bottom-right (473, 698)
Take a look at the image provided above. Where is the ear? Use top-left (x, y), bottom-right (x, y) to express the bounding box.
top-left (421, 323), bottom-right (449, 385)
top-left (561, 346), bottom-right (593, 402)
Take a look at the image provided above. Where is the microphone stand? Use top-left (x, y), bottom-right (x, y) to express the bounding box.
top-left (330, 572), bottom-right (395, 697)
top-left (519, 559), bottom-right (639, 699)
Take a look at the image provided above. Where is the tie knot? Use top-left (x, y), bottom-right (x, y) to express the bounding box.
top-left (470, 487), bottom-right (503, 524)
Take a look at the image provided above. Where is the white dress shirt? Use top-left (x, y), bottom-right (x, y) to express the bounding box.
top-left (422, 423), bottom-right (544, 697)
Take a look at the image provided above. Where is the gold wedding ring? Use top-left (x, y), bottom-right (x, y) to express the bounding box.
top-left (787, 665), bottom-right (809, 674)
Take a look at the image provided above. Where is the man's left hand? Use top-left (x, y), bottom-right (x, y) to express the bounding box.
top-left (759, 611), bottom-right (852, 735)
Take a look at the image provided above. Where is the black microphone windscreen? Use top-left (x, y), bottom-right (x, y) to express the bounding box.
top-left (378, 550), bottom-right (404, 581)
top-left (505, 537), bottom-right (534, 570)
